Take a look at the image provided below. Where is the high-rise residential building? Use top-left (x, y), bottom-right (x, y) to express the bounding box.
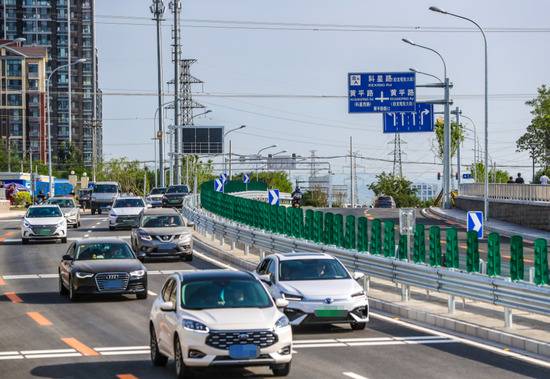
top-left (0, 0), bottom-right (102, 168)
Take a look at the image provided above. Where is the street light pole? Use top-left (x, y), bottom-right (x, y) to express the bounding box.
top-left (223, 125), bottom-right (246, 180)
top-left (46, 58), bottom-right (86, 196)
top-left (429, 6), bottom-right (489, 220)
top-left (255, 144), bottom-right (277, 181)
top-left (403, 38), bottom-right (451, 208)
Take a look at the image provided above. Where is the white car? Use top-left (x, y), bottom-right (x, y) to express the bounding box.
top-left (21, 205), bottom-right (67, 244)
top-left (109, 196), bottom-right (146, 230)
top-left (46, 197), bottom-right (81, 228)
top-left (255, 252), bottom-right (369, 330)
top-left (149, 270), bottom-right (293, 378)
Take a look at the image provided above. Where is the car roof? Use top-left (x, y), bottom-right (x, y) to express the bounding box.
top-left (176, 270), bottom-right (255, 282)
top-left (114, 196), bottom-right (143, 200)
top-left (74, 237), bottom-right (129, 246)
top-left (272, 252), bottom-right (335, 261)
top-left (142, 208), bottom-right (181, 216)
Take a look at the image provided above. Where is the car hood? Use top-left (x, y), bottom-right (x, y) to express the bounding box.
top-left (25, 217), bottom-right (63, 226)
top-left (184, 307), bottom-right (280, 330)
top-left (140, 226), bottom-right (190, 236)
top-left (60, 207), bottom-right (77, 213)
top-left (71, 259), bottom-right (144, 273)
top-left (278, 279), bottom-right (362, 300)
top-left (112, 207), bottom-right (143, 216)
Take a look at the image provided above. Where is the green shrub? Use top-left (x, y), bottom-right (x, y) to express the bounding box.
top-left (14, 191), bottom-right (31, 207)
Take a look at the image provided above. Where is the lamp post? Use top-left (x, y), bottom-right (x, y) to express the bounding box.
top-left (46, 58), bottom-right (86, 196)
top-left (223, 125), bottom-right (246, 180)
top-left (403, 38), bottom-right (451, 208)
top-left (429, 6), bottom-right (489, 221)
top-left (409, 67), bottom-right (442, 83)
top-left (255, 144), bottom-right (277, 181)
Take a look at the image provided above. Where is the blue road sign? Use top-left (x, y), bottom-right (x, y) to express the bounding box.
top-left (214, 178), bottom-right (224, 192)
top-left (348, 72), bottom-right (416, 113)
top-left (268, 189), bottom-right (280, 206)
top-left (220, 173), bottom-right (227, 183)
top-left (243, 174), bottom-right (250, 184)
top-left (467, 211), bottom-right (484, 239)
top-left (462, 173), bottom-right (473, 179)
top-left (383, 103), bottom-right (434, 133)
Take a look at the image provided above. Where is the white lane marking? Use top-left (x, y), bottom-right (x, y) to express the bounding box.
top-left (99, 350), bottom-right (150, 356)
top-left (21, 349), bottom-right (76, 354)
top-left (96, 222), bottom-right (101, 225)
top-left (38, 274), bottom-right (59, 279)
top-left (25, 353), bottom-right (82, 359)
top-left (1, 269), bottom-right (197, 281)
top-left (192, 249), bottom-right (237, 271)
top-left (371, 312), bottom-right (550, 369)
top-left (0, 351), bottom-right (19, 355)
top-left (147, 290), bottom-right (157, 296)
top-left (91, 226), bottom-right (96, 229)
top-left (1, 236), bottom-right (130, 243)
top-left (2, 274), bottom-right (38, 279)
top-left (84, 234), bottom-right (89, 238)
top-left (343, 372), bottom-right (368, 379)
top-left (294, 342), bottom-right (345, 348)
top-left (0, 355), bottom-right (23, 360)
top-left (94, 346), bottom-right (149, 352)
top-left (294, 339), bottom-right (340, 344)
top-left (87, 230), bottom-right (92, 233)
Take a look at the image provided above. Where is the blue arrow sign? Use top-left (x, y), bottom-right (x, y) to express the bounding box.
top-left (348, 72), bottom-right (416, 113)
top-left (214, 178), bottom-right (224, 192)
top-left (467, 211), bottom-right (484, 239)
top-left (383, 103), bottom-right (434, 133)
top-left (462, 173), bottom-right (473, 179)
top-left (243, 174), bottom-right (250, 184)
top-left (268, 189), bottom-right (280, 206)
top-left (220, 173), bottom-right (227, 184)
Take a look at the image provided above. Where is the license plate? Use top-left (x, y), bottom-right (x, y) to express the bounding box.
top-left (103, 280), bottom-right (123, 289)
top-left (158, 243), bottom-right (174, 250)
top-left (38, 229), bottom-right (52, 236)
top-left (314, 308), bottom-right (347, 318)
top-left (229, 344), bottom-right (259, 360)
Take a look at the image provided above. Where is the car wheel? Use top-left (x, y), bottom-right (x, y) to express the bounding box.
top-left (59, 274), bottom-right (68, 296)
top-left (61, 237), bottom-right (67, 243)
top-left (77, 221), bottom-right (81, 227)
top-left (73, 223), bottom-right (78, 229)
top-left (150, 324), bottom-right (168, 367)
top-left (91, 208), bottom-right (96, 215)
top-left (350, 322), bottom-right (366, 331)
top-left (137, 291), bottom-right (148, 300)
top-left (174, 336), bottom-right (191, 378)
top-left (271, 362), bottom-right (291, 377)
top-left (22, 238), bottom-right (29, 245)
top-left (68, 277), bottom-right (79, 301)
top-left (109, 226), bottom-right (115, 231)
top-left (184, 255), bottom-right (193, 262)
top-left (98, 209), bottom-right (102, 215)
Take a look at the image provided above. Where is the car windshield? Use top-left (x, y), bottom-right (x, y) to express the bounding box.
top-left (142, 215), bottom-right (182, 227)
top-left (181, 279), bottom-right (272, 310)
top-left (167, 185), bottom-right (188, 194)
top-left (47, 198), bottom-right (75, 208)
top-left (27, 207), bottom-right (62, 218)
top-left (279, 259), bottom-right (350, 281)
top-left (114, 198), bottom-right (144, 208)
top-left (150, 188), bottom-right (166, 195)
top-left (75, 243), bottom-right (135, 260)
top-left (94, 184), bottom-right (118, 193)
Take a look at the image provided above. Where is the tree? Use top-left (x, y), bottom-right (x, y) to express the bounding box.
top-left (181, 155), bottom-right (215, 192)
top-left (252, 171), bottom-right (292, 192)
top-left (368, 172), bottom-right (420, 208)
top-left (302, 188), bottom-right (328, 207)
top-left (434, 118), bottom-right (465, 160)
top-left (470, 162), bottom-right (510, 184)
top-left (97, 158), bottom-right (149, 195)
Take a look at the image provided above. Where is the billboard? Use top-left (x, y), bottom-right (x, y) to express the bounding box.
top-left (181, 126), bottom-right (224, 154)
top-left (267, 154), bottom-right (297, 170)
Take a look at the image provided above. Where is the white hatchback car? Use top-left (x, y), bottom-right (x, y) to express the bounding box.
top-left (149, 270), bottom-right (293, 378)
top-left (255, 252), bottom-right (369, 330)
top-left (21, 205), bottom-right (67, 244)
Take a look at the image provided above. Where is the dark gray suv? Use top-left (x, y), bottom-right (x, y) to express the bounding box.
top-left (130, 208), bottom-right (193, 261)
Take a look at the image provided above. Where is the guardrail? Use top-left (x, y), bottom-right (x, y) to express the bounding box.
top-left (459, 183), bottom-right (550, 202)
top-left (183, 194), bottom-right (550, 326)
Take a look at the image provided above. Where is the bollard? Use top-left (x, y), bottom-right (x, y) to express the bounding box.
top-left (504, 307), bottom-right (513, 328)
top-left (448, 294), bottom-right (456, 314)
top-left (510, 235), bottom-right (524, 281)
top-left (244, 244), bottom-right (250, 256)
top-left (400, 284), bottom-right (410, 302)
top-left (479, 259), bottom-right (486, 275)
top-left (211, 232), bottom-right (216, 241)
top-left (486, 232), bottom-right (501, 277)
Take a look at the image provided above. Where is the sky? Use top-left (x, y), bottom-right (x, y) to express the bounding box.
top-left (96, 0), bottom-right (550, 194)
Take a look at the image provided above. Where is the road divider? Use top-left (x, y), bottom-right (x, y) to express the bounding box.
top-left (26, 312), bottom-right (52, 326)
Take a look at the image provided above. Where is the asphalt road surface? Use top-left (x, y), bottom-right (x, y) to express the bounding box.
top-left (0, 213), bottom-right (548, 378)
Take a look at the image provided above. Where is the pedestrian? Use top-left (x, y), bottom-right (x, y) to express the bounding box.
top-left (540, 174), bottom-right (550, 185)
top-left (515, 173), bottom-right (525, 184)
top-left (507, 176), bottom-right (514, 184)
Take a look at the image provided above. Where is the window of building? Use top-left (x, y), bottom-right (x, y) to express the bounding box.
top-left (7, 79), bottom-right (22, 90)
top-left (7, 94), bottom-right (22, 106)
top-left (6, 59), bottom-right (22, 76)
top-left (28, 79), bottom-right (39, 90)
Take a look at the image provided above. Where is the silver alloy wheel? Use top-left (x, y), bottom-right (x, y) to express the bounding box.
top-left (175, 339), bottom-right (182, 375)
top-left (150, 328), bottom-right (157, 361)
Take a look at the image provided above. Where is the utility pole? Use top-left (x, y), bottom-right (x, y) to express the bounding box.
top-left (389, 133), bottom-right (405, 177)
top-left (150, 0), bottom-right (165, 187)
top-left (349, 137), bottom-right (354, 208)
top-left (455, 106), bottom-right (461, 187)
top-left (67, 0), bottom-right (72, 143)
top-left (170, 0), bottom-right (181, 184)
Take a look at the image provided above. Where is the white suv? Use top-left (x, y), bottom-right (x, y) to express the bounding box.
top-left (21, 205), bottom-right (67, 244)
top-left (149, 270), bottom-right (293, 378)
top-left (255, 252), bottom-right (369, 330)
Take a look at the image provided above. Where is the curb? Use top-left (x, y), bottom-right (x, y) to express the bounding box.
top-left (193, 232), bottom-right (550, 361)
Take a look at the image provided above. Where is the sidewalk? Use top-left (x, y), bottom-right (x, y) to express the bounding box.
top-left (428, 207), bottom-right (550, 242)
top-left (0, 209), bottom-right (25, 220)
top-left (193, 228), bottom-right (550, 358)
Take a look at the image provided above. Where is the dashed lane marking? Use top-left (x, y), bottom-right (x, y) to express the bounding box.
top-left (84, 234), bottom-right (90, 238)
top-left (61, 338), bottom-right (99, 356)
top-left (0, 270), bottom-right (196, 281)
top-left (26, 312), bottom-right (52, 326)
top-left (343, 373), bottom-right (368, 379)
top-left (147, 290), bottom-right (157, 296)
top-left (1, 236), bottom-right (131, 243)
top-left (0, 277), bottom-right (5, 286)
top-left (117, 375), bottom-right (139, 379)
top-left (4, 291), bottom-right (23, 303)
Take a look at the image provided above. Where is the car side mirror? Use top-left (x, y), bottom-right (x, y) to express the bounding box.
top-left (187, 221), bottom-right (195, 227)
top-left (353, 272), bottom-right (365, 281)
top-left (160, 301), bottom-right (175, 312)
top-left (259, 274), bottom-right (272, 285)
top-left (62, 254), bottom-right (73, 261)
top-left (275, 298), bottom-right (289, 308)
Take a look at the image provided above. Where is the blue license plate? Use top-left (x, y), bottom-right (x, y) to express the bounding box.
top-left (103, 280), bottom-right (123, 289)
top-left (158, 243), bottom-right (174, 250)
top-left (229, 344), bottom-right (259, 360)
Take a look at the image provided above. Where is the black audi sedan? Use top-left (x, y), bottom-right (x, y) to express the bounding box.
top-left (58, 238), bottom-right (147, 301)
top-left (161, 185), bottom-right (189, 208)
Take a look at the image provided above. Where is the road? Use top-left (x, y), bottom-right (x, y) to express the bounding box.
top-left (0, 213), bottom-right (548, 378)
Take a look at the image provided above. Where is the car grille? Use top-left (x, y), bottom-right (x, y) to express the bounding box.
top-left (31, 225), bottom-right (56, 235)
top-left (205, 330), bottom-right (278, 350)
top-left (95, 272), bottom-right (129, 292)
top-left (116, 215), bottom-right (139, 223)
top-left (155, 235), bottom-right (177, 242)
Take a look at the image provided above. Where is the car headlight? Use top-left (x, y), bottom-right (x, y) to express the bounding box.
top-left (138, 230), bottom-right (152, 241)
top-left (183, 319), bottom-right (209, 333)
top-left (179, 234), bottom-right (192, 243)
top-left (130, 269), bottom-right (145, 278)
top-left (75, 272), bottom-right (94, 279)
top-left (57, 220), bottom-right (66, 227)
top-left (274, 315), bottom-right (290, 329)
top-left (282, 292), bottom-right (303, 301)
top-left (351, 290), bottom-right (366, 298)
top-left (23, 220), bottom-right (31, 228)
